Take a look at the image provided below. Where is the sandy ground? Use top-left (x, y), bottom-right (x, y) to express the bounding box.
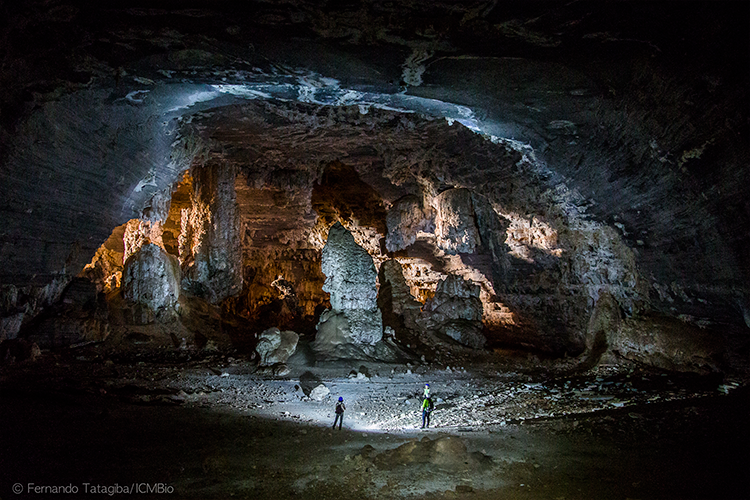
top-left (1, 344), bottom-right (749, 499)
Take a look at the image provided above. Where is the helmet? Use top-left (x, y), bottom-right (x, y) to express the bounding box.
top-left (338, 397), bottom-right (343, 401)
top-left (425, 383), bottom-right (429, 387)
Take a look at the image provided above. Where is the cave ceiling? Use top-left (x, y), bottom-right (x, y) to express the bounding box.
top-left (0, 0), bottom-right (748, 356)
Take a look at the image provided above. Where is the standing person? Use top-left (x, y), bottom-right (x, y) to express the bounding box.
top-left (333, 396), bottom-right (345, 430)
top-left (421, 396), bottom-right (434, 429)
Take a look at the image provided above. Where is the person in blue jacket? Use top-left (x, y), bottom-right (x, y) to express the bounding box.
top-left (333, 397), bottom-right (345, 430)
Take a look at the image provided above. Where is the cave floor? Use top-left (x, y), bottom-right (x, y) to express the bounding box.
top-left (1, 347), bottom-right (748, 500)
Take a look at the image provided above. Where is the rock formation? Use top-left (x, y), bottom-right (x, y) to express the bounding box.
top-left (377, 259), bottom-right (424, 339)
top-left (0, 1), bottom-right (746, 374)
top-left (434, 189), bottom-right (481, 254)
top-left (421, 274), bottom-right (486, 350)
top-left (121, 243), bottom-right (181, 324)
top-left (23, 278), bottom-right (109, 349)
top-left (314, 223), bottom-right (384, 359)
top-left (256, 327), bottom-right (299, 367)
top-left (386, 195), bottom-right (432, 252)
top-left (180, 163), bottom-right (243, 303)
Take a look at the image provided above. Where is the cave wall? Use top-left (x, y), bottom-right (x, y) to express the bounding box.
top-left (180, 160), bottom-right (243, 303)
top-left (0, 1), bottom-right (747, 367)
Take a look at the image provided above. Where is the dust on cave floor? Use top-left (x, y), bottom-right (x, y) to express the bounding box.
top-left (0, 344), bottom-right (748, 500)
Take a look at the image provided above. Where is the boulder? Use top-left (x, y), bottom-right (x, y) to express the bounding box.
top-left (309, 384), bottom-right (330, 401)
top-left (256, 327), bottom-right (299, 366)
top-left (299, 370), bottom-right (323, 396)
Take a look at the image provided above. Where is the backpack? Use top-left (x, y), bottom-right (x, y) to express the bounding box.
top-left (336, 402), bottom-right (345, 413)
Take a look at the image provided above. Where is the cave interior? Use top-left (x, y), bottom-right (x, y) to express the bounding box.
top-left (0, 1), bottom-right (749, 499)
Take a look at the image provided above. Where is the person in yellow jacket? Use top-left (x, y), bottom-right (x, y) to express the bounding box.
top-left (421, 396), bottom-right (434, 429)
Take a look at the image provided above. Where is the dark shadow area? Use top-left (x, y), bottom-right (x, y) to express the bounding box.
top-left (312, 161), bottom-right (388, 236)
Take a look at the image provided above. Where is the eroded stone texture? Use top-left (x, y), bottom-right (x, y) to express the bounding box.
top-left (124, 219), bottom-right (164, 262)
top-left (181, 163), bottom-right (242, 303)
top-left (122, 243), bottom-right (181, 324)
top-left (0, 278), bottom-right (70, 343)
top-left (256, 327), bottom-right (299, 367)
top-left (421, 274), bottom-right (486, 349)
top-left (386, 195), bottom-right (433, 252)
top-left (321, 222), bottom-right (379, 314)
top-left (377, 259), bottom-right (423, 337)
top-left (79, 224), bottom-right (127, 294)
top-left (225, 172), bottom-right (329, 333)
top-left (23, 278), bottom-right (109, 349)
top-left (607, 315), bottom-right (726, 374)
top-left (434, 189), bottom-right (480, 254)
top-left (314, 223), bottom-right (383, 358)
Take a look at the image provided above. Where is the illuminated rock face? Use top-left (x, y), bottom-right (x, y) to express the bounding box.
top-left (180, 163), bottom-right (243, 303)
top-left (377, 259), bottom-right (423, 336)
top-left (314, 223), bottom-right (383, 358)
top-left (385, 195), bottom-right (432, 252)
top-left (256, 327), bottom-right (299, 367)
top-left (0, 2), bottom-right (747, 372)
top-left (121, 243), bottom-right (181, 323)
top-left (321, 223), bottom-right (379, 314)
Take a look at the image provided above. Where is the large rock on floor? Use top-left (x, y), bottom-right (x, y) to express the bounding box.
top-left (314, 223), bottom-right (383, 359)
top-left (256, 327), bottom-right (299, 366)
top-left (421, 274), bottom-right (486, 349)
top-left (122, 243), bottom-right (181, 324)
